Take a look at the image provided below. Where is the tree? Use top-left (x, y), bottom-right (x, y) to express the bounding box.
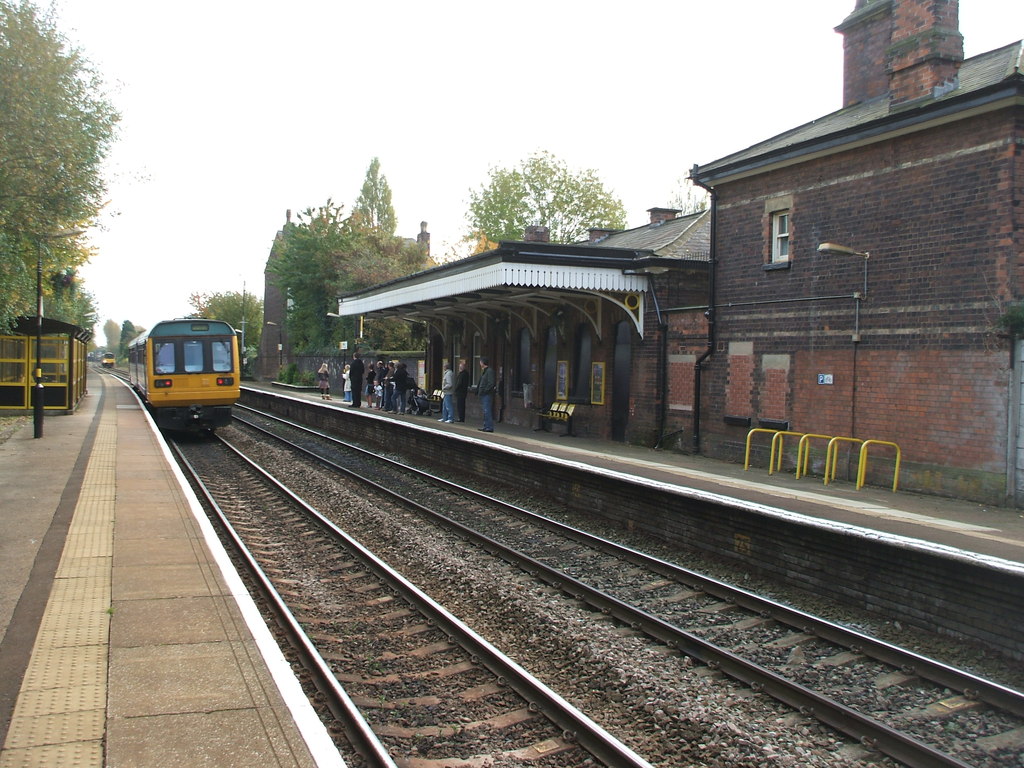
top-left (102, 318), bottom-right (119, 353)
top-left (466, 151), bottom-right (626, 248)
top-left (668, 177), bottom-right (710, 215)
top-left (352, 157), bottom-right (397, 235)
top-left (187, 289), bottom-right (264, 355)
top-left (269, 200), bottom-right (359, 352)
top-left (0, 1), bottom-right (118, 332)
top-left (118, 320), bottom-right (141, 360)
top-left (46, 264), bottom-right (97, 331)
top-left (270, 198), bottom-right (431, 354)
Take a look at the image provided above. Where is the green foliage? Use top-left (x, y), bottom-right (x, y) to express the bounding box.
top-left (188, 289), bottom-right (263, 354)
top-left (102, 318), bottom-right (119, 352)
top-left (466, 151), bottom-right (627, 247)
top-left (352, 157), bottom-right (396, 235)
top-left (279, 362), bottom-right (298, 384)
top-left (0, 1), bottom-right (118, 332)
top-left (118, 320), bottom-right (140, 359)
top-left (269, 200), bottom-right (357, 352)
top-left (269, 197), bottom-right (430, 355)
top-left (998, 304), bottom-right (1024, 338)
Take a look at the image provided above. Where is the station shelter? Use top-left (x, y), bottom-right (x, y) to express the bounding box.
top-left (335, 211), bottom-right (711, 445)
top-left (0, 316), bottom-right (91, 413)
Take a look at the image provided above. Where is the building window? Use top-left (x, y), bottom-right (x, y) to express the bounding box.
top-left (771, 210), bottom-right (790, 263)
top-left (471, 333), bottom-right (482, 385)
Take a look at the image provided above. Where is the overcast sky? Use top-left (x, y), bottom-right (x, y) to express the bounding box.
top-left (55, 0), bottom-right (1019, 339)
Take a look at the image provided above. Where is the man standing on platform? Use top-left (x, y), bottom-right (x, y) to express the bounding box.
top-left (348, 351), bottom-right (365, 408)
top-left (476, 357), bottom-right (496, 432)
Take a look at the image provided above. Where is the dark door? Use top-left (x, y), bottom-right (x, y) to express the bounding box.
top-left (611, 321), bottom-right (632, 441)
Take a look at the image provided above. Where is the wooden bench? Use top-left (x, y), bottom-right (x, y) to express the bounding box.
top-left (535, 401), bottom-right (575, 436)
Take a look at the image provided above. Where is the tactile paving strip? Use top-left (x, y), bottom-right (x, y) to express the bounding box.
top-left (0, 415), bottom-right (116, 767)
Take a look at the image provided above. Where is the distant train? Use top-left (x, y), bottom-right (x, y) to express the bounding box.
top-left (127, 318), bottom-right (240, 432)
top-left (101, 352), bottom-right (116, 368)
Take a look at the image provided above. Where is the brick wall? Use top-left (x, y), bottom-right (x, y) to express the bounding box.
top-left (697, 108), bottom-right (1020, 502)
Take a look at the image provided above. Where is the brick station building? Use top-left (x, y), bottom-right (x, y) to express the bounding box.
top-left (690, 0), bottom-right (1024, 503)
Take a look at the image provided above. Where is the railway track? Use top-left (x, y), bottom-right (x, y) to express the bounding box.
top-left (171, 431), bottom-right (653, 768)
top-left (216, 404), bottom-right (1024, 768)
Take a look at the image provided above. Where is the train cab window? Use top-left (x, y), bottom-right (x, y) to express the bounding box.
top-left (154, 341), bottom-right (175, 374)
top-left (183, 340), bottom-right (204, 373)
top-left (211, 339), bottom-right (232, 372)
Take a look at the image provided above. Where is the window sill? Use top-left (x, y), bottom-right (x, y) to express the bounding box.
top-left (763, 261), bottom-right (791, 272)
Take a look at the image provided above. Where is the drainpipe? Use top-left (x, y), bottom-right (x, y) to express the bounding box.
top-left (690, 166), bottom-right (716, 454)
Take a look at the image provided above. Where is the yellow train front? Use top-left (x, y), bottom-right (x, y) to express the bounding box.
top-left (128, 319), bottom-right (240, 432)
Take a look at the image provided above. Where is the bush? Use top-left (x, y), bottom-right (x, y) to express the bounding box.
top-left (279, 363), bottom-right (299, 383)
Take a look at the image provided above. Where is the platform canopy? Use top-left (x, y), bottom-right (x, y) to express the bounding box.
top-left (337, 240), bottom-right (683, 339)
top-left (12, 316), bottom-right (92, 342)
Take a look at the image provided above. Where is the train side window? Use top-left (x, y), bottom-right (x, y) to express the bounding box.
top-left (183, 340), bottom-right (203, 372)
top-left (211, 340), bottom-right (232, 372)
top-left (154, 341), bottom-right (175, 374)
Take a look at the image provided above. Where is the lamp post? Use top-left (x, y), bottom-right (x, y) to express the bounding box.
top-left (34, 228), bottom-right (84, 438)
top-left (817, 242), bottom-right (869, 343)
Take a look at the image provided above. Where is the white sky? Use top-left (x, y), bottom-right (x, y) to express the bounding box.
top-left (55, 0), bottom-right (1020, 338)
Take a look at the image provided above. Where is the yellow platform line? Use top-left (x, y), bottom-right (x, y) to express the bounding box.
top-left (1, 410), bottom-right (116, 768)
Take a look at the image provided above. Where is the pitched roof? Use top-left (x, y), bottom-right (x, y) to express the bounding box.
top-left (694, 41), bottom-right (1023, 184)
top-left (577, 209), bottom-right (710, 260)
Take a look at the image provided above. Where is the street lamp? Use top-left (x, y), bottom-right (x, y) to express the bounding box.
top-left (34, 228), bottom-right (84, 438)
top-left (817, 242), bottom-right (870, 343)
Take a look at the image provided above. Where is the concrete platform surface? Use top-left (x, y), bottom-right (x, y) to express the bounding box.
top-left (0, 373), bottom-right (344, 768)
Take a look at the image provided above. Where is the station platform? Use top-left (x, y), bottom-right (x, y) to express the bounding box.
top-left (256, 382), bottom-right (1024, 566)
top-left (0, 373), bottom-right (344, 768)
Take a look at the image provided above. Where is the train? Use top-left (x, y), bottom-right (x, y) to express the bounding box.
top-left (101, 352), bottom-right (116, 368)
top-left (127, 318), bottom-right (241, 432)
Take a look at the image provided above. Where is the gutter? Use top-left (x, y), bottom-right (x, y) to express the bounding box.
top-left (689, 167), bottom-right (717, 454)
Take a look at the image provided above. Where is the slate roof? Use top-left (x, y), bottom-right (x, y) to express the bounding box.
top-left (695, 41), bottom-right (1023, 183)
top-left (575, 209), bottom-right (711, 261)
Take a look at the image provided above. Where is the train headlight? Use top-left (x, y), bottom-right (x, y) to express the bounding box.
top-left (154, 379), bottom-right (173, 388)
top-left (216, 376), bottom-right (234, 386)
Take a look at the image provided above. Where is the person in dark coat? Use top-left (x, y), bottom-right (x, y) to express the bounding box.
top-left (392, 361), bottom-right (411, 414)
top-left (454, 359), bottom-right (470, 422)
top-left (348, 351), bottom-right (365, 408)
top-left (475, 357), bottom-right (497, 432)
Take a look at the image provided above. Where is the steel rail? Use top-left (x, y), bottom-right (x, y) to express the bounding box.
top-left (212, 430), bottom-right (655, 768)
top-left (233, 406), bottom-right (1021, 768)
top-left (170, 440), bottom-right (398, 768)
top-left (235, 405), bottom-right (1024, 718)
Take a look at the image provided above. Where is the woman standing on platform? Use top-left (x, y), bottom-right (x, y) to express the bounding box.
top-left (342, 364), bottom-right (352, 402)
top-left (317, 363), bottom-right (332, 400)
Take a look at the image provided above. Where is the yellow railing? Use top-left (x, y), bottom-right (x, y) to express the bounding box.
top-left (857, 439), bottom-right (901, 492)
top-left (795, 434), bottom-right (833, 480)
top-left (745, 429), bottom-right (805, 474)
top-left (746, 428), bottom-right (901, 492)
top-left (825, 436), bottom-right (864, 485)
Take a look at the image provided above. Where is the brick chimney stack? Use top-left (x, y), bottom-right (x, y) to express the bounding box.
top-left (647, 207), bottom-right (681, 225)
top-left (888, 0), bottom-right (963, 105)
top-left (836, 0), bottom-right (963, 108)
top-left (524, 225), bottom-right (550, 243)
top-left (588, 228), bottom-right (619, 242)
top-left (836, 0), bottom-right (894, 107)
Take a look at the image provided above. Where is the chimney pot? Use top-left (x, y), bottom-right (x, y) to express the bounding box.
top-left (647, 207), bottom-right (681, 225)
top-left (524, 225), bottom-right (550, 243)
